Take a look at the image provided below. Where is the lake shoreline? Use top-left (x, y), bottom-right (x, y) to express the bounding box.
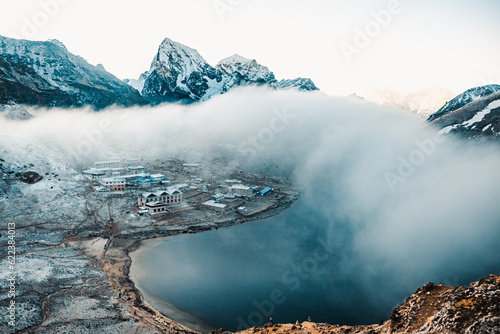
top-left (103, 193), bottom-right (299, 333)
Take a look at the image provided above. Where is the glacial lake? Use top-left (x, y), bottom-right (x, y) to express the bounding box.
top-left (130, 198), bottom-right (498, 332)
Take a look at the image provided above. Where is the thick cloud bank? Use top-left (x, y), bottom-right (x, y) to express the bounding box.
top-left (1, 87), bottom-right (499, 328)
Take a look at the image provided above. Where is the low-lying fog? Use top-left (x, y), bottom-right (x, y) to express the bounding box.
top-left (1, 87), bottom-right (500, 328)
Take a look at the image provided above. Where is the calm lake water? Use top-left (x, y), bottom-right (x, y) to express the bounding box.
top-left (131, 198), bottom-right (498, 332)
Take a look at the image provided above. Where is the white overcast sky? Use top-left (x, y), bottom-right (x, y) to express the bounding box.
top-left (0, 0), bottom-right (499, 96)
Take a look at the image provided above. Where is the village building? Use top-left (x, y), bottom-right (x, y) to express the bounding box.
top-left (173, 183), bottom-right (189, 191)
top-left (128, 165), bottom-right (145, 174)
top-left (123, 158), bottom-right (143, 166)
top-left (138, 189), bottom-right (183, 207)
top-left (93, 186), bottom-right (110, 194)
top-left (210, 193), bottom-right (225, 202)
top-left (150, 174), bottom-right (165, 182)
top-left (144, 201), bottom-right (167, 214)
top-left (224, 193), bottom-right (237, 200)
top-left (202, 200), bottom-right (226, 212)
top-left (230, 184), bottom-right (252, 196)
top-left (100, 178), bottom-right (126, 192)
top-left (94, 160), bottom-right (122, 168)
top-left (257, 187), bottom-right (272, 196)
top-left (113, 173), bottom-right (147, 183)
top-left (137, 177), bottom-right (153, 188)
top-left (83, 169), bottom-right (106, 180)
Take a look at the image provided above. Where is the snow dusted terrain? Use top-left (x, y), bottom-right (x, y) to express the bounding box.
top-left (131, 38), bottom-right (318, 104)
top-left (427, 84), bottom-right (500, 121)
top-left (0, 36), bottom-right (146, 109)
top-left (429, 90), bottom-right (500, 139)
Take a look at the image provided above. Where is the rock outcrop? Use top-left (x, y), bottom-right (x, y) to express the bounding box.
top-left (235, 275), bottom-right (500, 334)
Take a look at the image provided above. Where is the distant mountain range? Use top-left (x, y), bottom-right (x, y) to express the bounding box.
top-left (124, 38), bottom-right (318, 104)
top-left (364, 84), bottom-right (500, 140)
top-left (0, 35), bottom-right (318, 109)
top-left (364, 86), bottom-right (456, 118)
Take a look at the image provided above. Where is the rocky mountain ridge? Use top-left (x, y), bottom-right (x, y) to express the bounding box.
top-left (0, 36), bottom-right (147, 110)
top-left (429, 90), bottom-right (500, 140)
top-left (428, 84), bottom-right (500, 121)
top-left (128, 38), bottom-right (319, 104)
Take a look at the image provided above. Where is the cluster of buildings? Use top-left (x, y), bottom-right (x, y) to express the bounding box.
top-left (83, 159), bottom-right (166, 194)
top-left (201, 180), bottom-right (273, 212)
top-left (82, 159), bottom-right (274, 217)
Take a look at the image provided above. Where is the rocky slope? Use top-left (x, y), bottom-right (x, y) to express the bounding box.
top-left (364, 86), bottom-right (455, 118)
top-left (429, 91), bottom-right (500, 140)
top-left (216, 54), bottom-right (277, 91)
top-left (129, 38), bottom-right (318, 104)
top-left (0, 36), bottom-right (147, 110)
top-left (235, 275), bottom-right (500, 334)
top-left (428, 84), bottom-right (500, 121)
top-left (140, 38), bottom-right (225, 103)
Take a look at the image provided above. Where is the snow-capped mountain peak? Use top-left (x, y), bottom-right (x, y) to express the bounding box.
top-left (128, 37), bottom-right (319, 104)
top-left (216, 54), bottom-right (276, 87)
top-left (141, 38), bottom-right (223, 103)
top-left (428, 84), bottom-right (500, 121)
top-left (0, 35), bottom-right (145, 109)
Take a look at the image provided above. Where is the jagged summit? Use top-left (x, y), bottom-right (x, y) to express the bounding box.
top-left (141, 38), bottom-right (224, 103)
top-left (216, 53), bottom-right (276, 89)
top-left (129, 37), bottom-right (319, 104)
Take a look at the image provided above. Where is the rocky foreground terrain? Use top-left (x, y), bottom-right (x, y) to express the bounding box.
top-left (235, 275), bottom-right (500, 334)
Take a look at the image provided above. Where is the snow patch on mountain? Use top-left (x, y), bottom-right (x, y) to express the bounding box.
top-left (462, 99), bottom-right (500, 128)
top-left (430, 90), bottom-right (500, 140)
top-left (428, 84), bottom-right (500, 121)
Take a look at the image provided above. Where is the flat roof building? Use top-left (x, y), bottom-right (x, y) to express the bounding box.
top-left (94, 160), bottom-right (122, 168)
top-left (100, 178), bottom-right (126, 192)
top-left (230, 184), bottom-right (251, 196)
top-left (257, 187), bottom-right (272, 196)
top-left (145, 201), bottom-right (167, 215)
top-left (202, 200), bottom-right (226, 212)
